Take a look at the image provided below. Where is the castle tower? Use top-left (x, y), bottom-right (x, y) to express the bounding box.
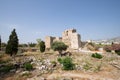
top-left (62, 29), bottom-right (81, 49)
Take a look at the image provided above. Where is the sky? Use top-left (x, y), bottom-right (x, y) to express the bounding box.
top-left (0, 0), bottom-right (120, 43)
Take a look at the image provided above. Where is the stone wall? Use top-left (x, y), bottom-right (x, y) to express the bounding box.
top-left (45, 29), bottom-right (81, 49)
top-left (45, 36), bottom-right (62, 49)
top-left (45, 36), bottom-right (52, 49)
top-left (70, 33), bottom-right (81, 49)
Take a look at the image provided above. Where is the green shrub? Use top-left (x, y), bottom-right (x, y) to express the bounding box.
top-left (57, 57), bottom-right (63, 64)
top-left (58, 57), bottom-right (75, 70)
top-left (23, 62), bottom-right (33, 71)
top-left (28, 43), bottom-right (36, 47)
top-left (115, 50), bottom-right (120, 55)
top-left (92, 53), bottom-right (103, 59)
top-left (0, 60), bottom-right (7, 64)
top-left (0, 64), bottom-right (14, 73)
top-left (40, 41), bottom-right (45, 52)
top-left (51, 41), bottom-right (67, 55)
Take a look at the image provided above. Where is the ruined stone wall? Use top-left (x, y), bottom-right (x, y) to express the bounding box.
top-left (45, 29), bottom-right (81, 49)
top-left (45, 36), bottom-right (62, 49)
top-left (45, 36), bottom-right (52, 49)
top-left (70, 33), bottom-right (81, 49)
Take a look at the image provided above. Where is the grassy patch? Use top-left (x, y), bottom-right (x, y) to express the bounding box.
top-left (23, 62), bottom-right (33, 71)
top-left (58, 57), bottom-right (75, 70)
top-left (0, 64), bottom-right (15, 73)
top-left (115, 50), bottom-right (120, 55)
top-left (0, 54), bottom-right (12, 64)
top-left (92, 53), bottom-right (103, 59)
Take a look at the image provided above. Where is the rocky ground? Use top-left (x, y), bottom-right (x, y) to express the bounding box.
top-left (0, 51), bottom-right (120, 80)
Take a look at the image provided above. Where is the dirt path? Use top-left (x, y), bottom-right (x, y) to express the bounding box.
top-left (47, 71), bottom-right (116, 80)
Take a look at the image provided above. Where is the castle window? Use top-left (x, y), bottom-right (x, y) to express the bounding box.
top-left (66, 31), bottom-right (68, 36)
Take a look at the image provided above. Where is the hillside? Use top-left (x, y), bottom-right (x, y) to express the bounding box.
top-left (93, 36), bottom-right (120, 44)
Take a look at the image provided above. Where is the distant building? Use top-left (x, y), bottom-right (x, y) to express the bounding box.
top-left (45, 29), bottom-right (81, 50)
top-left (86, 40), bottom-right (92, 43)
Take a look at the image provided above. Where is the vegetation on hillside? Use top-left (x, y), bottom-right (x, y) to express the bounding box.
top-left (51, 41), bottom-right (67, 56)
top-left (23, 62), bottom-right (33, 71)
top-left (91, 53), bottom-right (103, 59)
top-left (28, 42), bottom-right (36, 47)
top-left (104, 44), bottom-right (120, 55)
top-left (58, 57), bottom-right (75, 70)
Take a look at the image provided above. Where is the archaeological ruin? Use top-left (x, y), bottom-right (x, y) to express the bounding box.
top-left (45, 29), bottom-right (81, 50)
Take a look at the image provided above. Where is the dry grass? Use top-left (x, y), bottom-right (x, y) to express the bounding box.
top-left (1, 51), bottom-right (120, 80)
top-left (0, 54), bottom-right (12, 64)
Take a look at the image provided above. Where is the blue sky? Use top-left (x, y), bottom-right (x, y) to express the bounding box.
top-left (0, 0), bottom-right (120, 43)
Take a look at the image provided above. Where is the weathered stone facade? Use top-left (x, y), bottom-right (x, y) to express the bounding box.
top-left (45, 29), bottom-right (81, 49)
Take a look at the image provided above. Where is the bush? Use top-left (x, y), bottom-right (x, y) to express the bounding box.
top-left (52, 41), bottom-right (67, 52)
top-left (115, 50), bottom-right (120, 55)
top-left (23, 62), bottom-right (33, 71)
top-left (57, 57), bottom-right (63, 64)
top-left (58, 57), bottom-right (75, 70)
top-left (104, 44), bottom-right (120, 53)
top-left (92, 53), bottom-right (103, 59)
top-left (0, 64), bottom-right (14, 73)
top-left (40, 41), bottom-right (45, 52)
top-left (28, 43), bottom-right (36, 47)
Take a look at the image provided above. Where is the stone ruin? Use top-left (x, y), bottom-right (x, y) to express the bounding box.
top-left (45, 29), bottom-right (81, 50)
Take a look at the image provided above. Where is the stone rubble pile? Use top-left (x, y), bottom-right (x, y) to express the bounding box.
top-left (33, 59), bottom-right (56, 74)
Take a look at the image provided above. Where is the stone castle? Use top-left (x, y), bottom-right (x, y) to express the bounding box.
top-left (45, 29), bottom-right (81, 50)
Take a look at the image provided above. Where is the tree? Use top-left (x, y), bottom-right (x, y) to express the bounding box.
top-left (40, 41), bottom-right (45, 52)
top-left (6, 29), bottom-right (19, 56)
top-left (18, 43), bottom-right (28, 47)
top-left (51, 41), bottom-right (68, 56)
top-left (36, 38), bottom-right (42, 48)
top-left (28, 42), bottom-right (36, 47)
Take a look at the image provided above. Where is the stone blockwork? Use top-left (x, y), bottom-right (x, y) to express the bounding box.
top-left (45, 36), bottom-right (62, 49)
top-left (45, 29), bottom-right (81, 49)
